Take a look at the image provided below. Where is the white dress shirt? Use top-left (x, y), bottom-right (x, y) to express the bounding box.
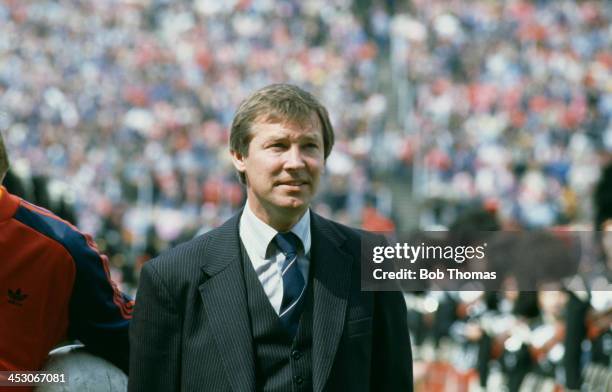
top-left (239, 201), bottom-right (311, 315)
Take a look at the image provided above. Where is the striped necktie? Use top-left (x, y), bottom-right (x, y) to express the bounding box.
top-left (274, 232), bottom-right (306, 337)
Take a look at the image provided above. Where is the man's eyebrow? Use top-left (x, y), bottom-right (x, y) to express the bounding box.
top-left (264, 135), bottom-right (289, 142)
top-left (299, 133), bottom-right (322, 142)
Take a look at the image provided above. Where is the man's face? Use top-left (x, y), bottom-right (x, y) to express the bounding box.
top-left (232, 116), bottom-right (325, 220)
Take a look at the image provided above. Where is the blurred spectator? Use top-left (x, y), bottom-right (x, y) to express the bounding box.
top-left (0, 132), bottom-right (133, 379)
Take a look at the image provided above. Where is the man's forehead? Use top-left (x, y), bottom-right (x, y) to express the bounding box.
top-left (251, 115), bottom-right (323, 139)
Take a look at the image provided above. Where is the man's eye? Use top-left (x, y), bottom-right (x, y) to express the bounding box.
top-left (305, 143), bottom-right (319, 149)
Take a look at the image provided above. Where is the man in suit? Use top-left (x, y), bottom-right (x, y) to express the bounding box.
top-left (129, 84), bottom-right (413, 391)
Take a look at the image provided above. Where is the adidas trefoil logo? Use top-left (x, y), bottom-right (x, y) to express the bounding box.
top-left (8, 288), bottom-right (28, 306)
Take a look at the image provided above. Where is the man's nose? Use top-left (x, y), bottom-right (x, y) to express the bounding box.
top-left (284, 145), bottom-right (306, 169)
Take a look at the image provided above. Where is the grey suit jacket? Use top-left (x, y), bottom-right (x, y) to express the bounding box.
top-left (129, 211), bottom-right (413, 391)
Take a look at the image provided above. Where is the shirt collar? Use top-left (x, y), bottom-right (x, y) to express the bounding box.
top-left (240, 200), bottom-right (311, 259)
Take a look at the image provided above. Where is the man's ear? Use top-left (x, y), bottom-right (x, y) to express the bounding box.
top-left (230, 150), bottom-right (247, 175)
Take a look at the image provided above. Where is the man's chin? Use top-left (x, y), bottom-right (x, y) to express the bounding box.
top-left (275, 196), bottom-right (309, 211)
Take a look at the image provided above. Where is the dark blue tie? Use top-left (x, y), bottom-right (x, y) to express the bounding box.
top-left (274, 232), bottom-right (306, 337)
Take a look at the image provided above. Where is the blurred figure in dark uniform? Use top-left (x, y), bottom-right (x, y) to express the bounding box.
top-left (564, 162), bottom-right (612, 391)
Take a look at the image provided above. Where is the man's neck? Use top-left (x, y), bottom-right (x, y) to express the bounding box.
top-left (246, 198), bottom-right (307, 232)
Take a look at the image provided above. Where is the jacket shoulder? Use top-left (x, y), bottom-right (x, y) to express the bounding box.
top-left (144, 214), bottom-right (240, 282)
top-left (143, 232), bottom-right (211, 280)
top-left (313, 213), bottom-right (386, 245)
top-left (13, 200), bottom-right (100, 262)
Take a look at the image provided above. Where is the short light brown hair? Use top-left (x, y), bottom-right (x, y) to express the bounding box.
top-left (0, 133), bottom-right (8, 183)
top-left (229, 84), bottom-right (335, 183)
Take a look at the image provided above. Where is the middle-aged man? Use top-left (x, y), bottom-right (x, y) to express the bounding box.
top-left (129, 84), bottom-right (413, 391)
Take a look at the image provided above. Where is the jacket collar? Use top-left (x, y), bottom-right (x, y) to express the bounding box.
top-left (199, 210), bottom-right (243, 276)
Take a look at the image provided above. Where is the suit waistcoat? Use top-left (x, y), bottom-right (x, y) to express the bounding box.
top-left (240, 241), bottom-right (313, 392)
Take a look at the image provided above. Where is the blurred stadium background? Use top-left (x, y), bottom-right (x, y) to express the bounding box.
top-left (0, 0), bottom-right (610, 390)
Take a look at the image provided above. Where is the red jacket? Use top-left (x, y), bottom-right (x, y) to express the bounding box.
top-left (0, 186), bottom-right (133, 377)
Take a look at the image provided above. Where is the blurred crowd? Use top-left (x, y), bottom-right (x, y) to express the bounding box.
top-left (0, 0), bottom-right (395, 292)
top-left (390, 0), bottom-right (611, 229)
top-left (1, 0), bottom-right (610, 289)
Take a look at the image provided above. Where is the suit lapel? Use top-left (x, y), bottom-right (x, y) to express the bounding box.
top-left (310, 212), bottom-right (352, 392)
top-left (198, 213), bottom-right (256, 392)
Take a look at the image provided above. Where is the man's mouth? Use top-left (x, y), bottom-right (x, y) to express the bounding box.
top-left (277, 180), bottom-right (308, 187)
